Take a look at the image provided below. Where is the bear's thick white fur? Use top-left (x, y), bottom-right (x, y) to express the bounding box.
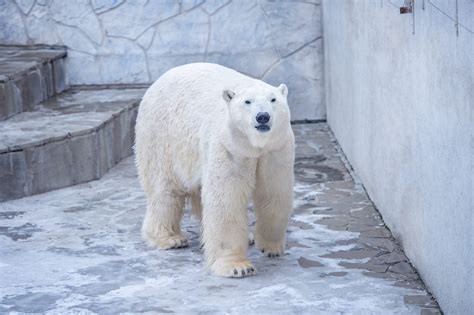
top-left (135, 63), bottom-right (295, 277)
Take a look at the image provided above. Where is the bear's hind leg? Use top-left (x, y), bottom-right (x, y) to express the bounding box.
top-left (190, 189), bottom-right (202, 221)
top-left (141, 183), bottom-right (189, 250)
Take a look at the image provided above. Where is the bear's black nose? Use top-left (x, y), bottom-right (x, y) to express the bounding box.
top-left (256, 112), bottom-right (270, 124)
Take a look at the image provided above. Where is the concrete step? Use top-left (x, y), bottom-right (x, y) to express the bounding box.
top-left (0, 86), bottom-right (145, 202)
top-left (0, 45), bottom-right (68, 121)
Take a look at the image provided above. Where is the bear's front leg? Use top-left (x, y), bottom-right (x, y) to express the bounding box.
top-left (201, 147), bottom-right (257, 278)
top-left (254, 143), bottom-right (295, 258)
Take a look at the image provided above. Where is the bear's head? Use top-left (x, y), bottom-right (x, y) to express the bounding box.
top-left (223, 83), bottom-right (290, 150)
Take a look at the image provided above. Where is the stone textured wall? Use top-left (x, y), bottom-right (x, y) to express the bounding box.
top-left (323, 1), bottom-right (473, 314)
top-left (0, 0), bottom-right (324, 120)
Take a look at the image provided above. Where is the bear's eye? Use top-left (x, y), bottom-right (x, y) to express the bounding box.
top-left (245, 100), bottom-right (251, 104)
top-left (271, 98), bottom-right (276, 103)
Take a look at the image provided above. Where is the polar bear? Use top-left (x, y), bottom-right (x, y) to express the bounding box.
top-left (135, 63), bottom-right (295, 277)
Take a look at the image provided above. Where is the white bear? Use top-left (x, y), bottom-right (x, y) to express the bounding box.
top-left (135, 63), bottom-right (295, 277)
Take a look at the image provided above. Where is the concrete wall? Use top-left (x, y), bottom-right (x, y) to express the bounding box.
top-left (322, 0), bottom-right (473, 313)
top-left (0, 0), bottom-right (325, 120)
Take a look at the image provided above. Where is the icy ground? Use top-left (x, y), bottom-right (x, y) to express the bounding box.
top-left (0, 124), bottom-right (439, 313)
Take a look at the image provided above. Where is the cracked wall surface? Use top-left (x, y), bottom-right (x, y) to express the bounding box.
top-left (0, 0), bottom-right (325, 120)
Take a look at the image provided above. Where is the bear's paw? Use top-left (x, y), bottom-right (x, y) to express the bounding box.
top-left (257, 239), bottom-right (285, 258)
top-left (144, 233), bottom-right (189, 250)
top-left (211, 257), bottom-right (256, 278)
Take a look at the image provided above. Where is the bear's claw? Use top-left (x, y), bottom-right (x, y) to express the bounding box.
top-left (248, 232), bottom-right (255, 246)
top-left (144, 234), bottom-right (189, 250)
top-left (166, 237), bottom-right (189, 249)
top-left (211, 258), bottom-right (256, 278)
top-left (257, 238), bottom-right (285, 258)
top-left (229, 265), bottom-right (255, 277)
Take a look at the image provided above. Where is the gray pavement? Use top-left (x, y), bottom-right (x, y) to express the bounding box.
top-left (0, 123), bottom-right (440, 314)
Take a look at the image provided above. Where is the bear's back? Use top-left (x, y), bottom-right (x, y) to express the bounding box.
top-left (141, 63), bottom-right (270, 130)
top-left (158, 63), bottom-right (260, 102)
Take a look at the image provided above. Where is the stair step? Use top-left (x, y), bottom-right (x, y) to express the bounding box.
top-left (0, 45), bottom-right (68, 121)
top-left (0, 87), bottom-right (145, 202)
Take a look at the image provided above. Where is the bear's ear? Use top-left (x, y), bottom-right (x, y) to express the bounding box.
top-left (278, 84), bottom-right (288, 97)
top-left (223, 90), bottom-right (235, 103)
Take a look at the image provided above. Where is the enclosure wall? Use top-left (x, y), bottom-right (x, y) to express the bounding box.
top-left (0, 0), bottom-right (325, 120)
top-left (322, 1), bottom-right (473, 313)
